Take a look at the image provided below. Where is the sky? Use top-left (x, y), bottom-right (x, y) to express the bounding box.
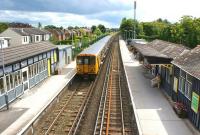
top-left (0, 0), bottom-right (200, 28)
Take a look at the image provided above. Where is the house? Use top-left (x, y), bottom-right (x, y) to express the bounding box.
top-left (0, 28), bottom-right (51, 46)
top-left (46, 29), bottom-right (67, 41)
top-left (171, 45), bottom-right (200, 130)
top-left (0, 41), bottom-right (58, 109)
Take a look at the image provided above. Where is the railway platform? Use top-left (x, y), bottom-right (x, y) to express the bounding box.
top-left (0, 61), bottom-right (76, 135)
top-left (119, 39), bottom-right (195, 135)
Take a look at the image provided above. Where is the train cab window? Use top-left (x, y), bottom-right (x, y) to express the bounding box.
top-left (84, 58), bottom-right (89, 64)
top-left (77, 56), bottom-right (83, 65)
top-left (90, 57), bottom-right (95, 65)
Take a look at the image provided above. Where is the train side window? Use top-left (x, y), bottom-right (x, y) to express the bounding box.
top-left (90, 57), bottom-right (95, 65)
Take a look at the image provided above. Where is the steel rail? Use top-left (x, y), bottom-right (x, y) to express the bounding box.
top-left (93, 53), bottom-right (112, 135)
top-left (44, 88), bottom-right (77, 135)
top-left (67, 81), bottom-right (94, 135)
top-left (118, 48), bottom-right (125, 135)
top-left (105, 59), bottom-right (113, 135)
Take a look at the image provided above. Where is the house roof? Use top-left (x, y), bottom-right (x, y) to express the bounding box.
top-left (11, 28), bottom-right (51, 36)
top-left (172, 45), bottom-right (200, 80)
top-left (0, 41), bottom-right (57, 66)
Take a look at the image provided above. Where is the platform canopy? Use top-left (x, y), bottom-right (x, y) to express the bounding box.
top-left (172, 45), bottom-right (200, 80)
top-left (133, 39), bottom-right (189, 65)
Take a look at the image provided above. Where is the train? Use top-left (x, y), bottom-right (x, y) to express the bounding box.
top-left (76, 35), bottom-right (112, 78)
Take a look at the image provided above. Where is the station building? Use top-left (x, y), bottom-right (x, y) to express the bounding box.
top-left (133, 40), bottom-right (200, 131)
top-left (172, 45), bottom-right (200, 130)
top-left (0, 41), bottom-right (58, 109)
top-left (57, 45), bottom-right (72, 73)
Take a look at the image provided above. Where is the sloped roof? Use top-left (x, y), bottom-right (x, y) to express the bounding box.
top-left (0, 41), bottom-right (57, 66)
top-left (11, 28), bottom-right (50, 36)
top-left (148, 39), bottom-right (189, 59)
top-left (133, 44), bottom-right (169, 58)
top-left (172, 45), bottom-right (200, 80)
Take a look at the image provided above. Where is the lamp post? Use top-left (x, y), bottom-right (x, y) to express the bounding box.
top-left (134, 1), bottom-right (137, 39)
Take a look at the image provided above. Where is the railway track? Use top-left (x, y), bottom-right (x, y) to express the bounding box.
top-left (94, 38), bottom-right (135, 135)
top-left (32, 35), bottom-right (137, 135)
top-left (34, 79), bottom-right (93, 135)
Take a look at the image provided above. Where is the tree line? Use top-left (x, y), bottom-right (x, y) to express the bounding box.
top-left (120, 16), bottom-right (200, 48)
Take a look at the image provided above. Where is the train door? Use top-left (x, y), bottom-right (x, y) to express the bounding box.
top-left (83, 57), bottom-right (89, 73)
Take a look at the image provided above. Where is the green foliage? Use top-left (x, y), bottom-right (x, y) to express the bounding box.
top-left (98, 24), bottom-right (106, 33)
top-left (120, 16), bottom-right (200, 48)
top-left (44, 25), bottom-right (57, 29)
top-left (0, 22), bottom-right (8, 33)
top-left (94, 27), bottom-right (102, 36)
top-left (91, 25), bottom-right (97, 33)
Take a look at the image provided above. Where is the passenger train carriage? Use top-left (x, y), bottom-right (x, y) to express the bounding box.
top-left (76, 36), bottom-right (111, 78)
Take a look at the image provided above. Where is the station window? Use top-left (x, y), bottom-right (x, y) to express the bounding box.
top-left (10, 74), bottom-right (14, 89)
top-left (5, 74), bottom-right (15, 91)
top-left (0, 78), bottom-right (4, 94)
top-left (44, 59), bottom-right (47, 70)
top-left (165, 69), bottom-right (170, 84)
top-left (179, 70), bottom-right (185, 94)
top-left (14, 71), bottom-right (22, 87)
top-left (23, 71), bottom-right (28, 82)
top-left (185, 74), bottom-right (192, 100)
top-left (90, 57), bottom-right (95, 65)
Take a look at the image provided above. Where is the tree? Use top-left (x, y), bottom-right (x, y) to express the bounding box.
top-left (0, 22), bottom-right (8, 33)
top-left (44, 25), bottom-right (57, 29)
top-left (98, 24), bottom-right (106, 33)
top-left (91, 25), bottom-right (96, 33)
top-left (94, 27), bottom-right (102, 36)
top-left (68, 26), bottom-right (73, 30)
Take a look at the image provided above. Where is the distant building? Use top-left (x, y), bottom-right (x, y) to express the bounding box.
top-left (0, 28), bottom-right (51, 46)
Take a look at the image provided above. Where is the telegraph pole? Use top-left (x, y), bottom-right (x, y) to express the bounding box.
top-left (134, 1), bottom-right (136, 39)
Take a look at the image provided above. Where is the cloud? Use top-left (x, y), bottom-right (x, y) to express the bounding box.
top-left (136, 0), bottom-right (200, 22)
top-left (0, 0), bottom-right (132, 14)
top-left (0, 10), bottom-right (121, 28)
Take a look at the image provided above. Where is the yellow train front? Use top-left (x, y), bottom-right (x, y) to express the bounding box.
top-left (76, 54), bottom-right (100, 78)
top-left (76, 36), bottom-right (111, 78)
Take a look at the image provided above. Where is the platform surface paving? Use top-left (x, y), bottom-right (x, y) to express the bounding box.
top-left (0, 62), bottom-right (76, 135)
top-left (119, 40), bottom-right (194, 135)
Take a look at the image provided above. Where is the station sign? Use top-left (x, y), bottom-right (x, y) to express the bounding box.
top-left (191, 92), bottom-right (199, 113)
